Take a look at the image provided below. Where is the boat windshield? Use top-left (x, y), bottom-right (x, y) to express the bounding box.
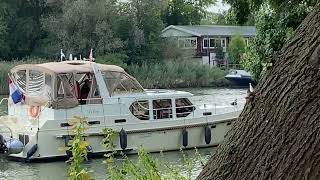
top-left (102, 71), bottom-right (144, 96)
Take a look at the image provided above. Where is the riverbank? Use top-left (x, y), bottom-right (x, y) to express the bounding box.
top-left (0, 59), bottom-right (229, 95)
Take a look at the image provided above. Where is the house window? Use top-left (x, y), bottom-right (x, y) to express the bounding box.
top-left (209, 39), bottom-right (215, 48)
top-left (153, 99), bottom-right (172, 119)
top-left (130, 100), bottom-right (150, 120)
top-left (176, 98), bottom-right (195, 118)
top-left (203, 38), bottom-right (227, 48)
top-left (222, 39), bottom-right (226, 47)
top-left (178, 38), bottom-right (197, 49)
top-left (203, 39), bottom-right (209, 48)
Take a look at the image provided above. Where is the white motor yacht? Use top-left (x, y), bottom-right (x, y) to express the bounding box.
top-left (0, 60), bottom-right (241, 161)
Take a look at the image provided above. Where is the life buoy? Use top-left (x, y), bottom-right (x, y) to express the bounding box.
top-left (28, 106), bottom-right (40, 118)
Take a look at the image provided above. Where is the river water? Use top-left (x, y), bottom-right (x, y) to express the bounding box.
top-left (0, 88), bottom-right (247, 180)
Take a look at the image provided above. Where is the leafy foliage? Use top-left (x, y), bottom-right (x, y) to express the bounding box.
top-left (95, 53), bottom-right (128, 69)
top-left (240, 3), bottom-right (309, 79)
top-left (224, 0), bottom-right (318, 80)
top-left (66, 116), bottom-right (91, 180)
top-left (162, 0), bottom-right (216, 25)
top-left (127, 60), bottom-right (228, 88)
top-left (240, 43), bottom-right (262, 80)
top-left (42, 0), bottom-right (123, 57)
top-left (101, 127), bottom-right (207, 180)
top-left (215, 44), bottom-right (225, 60)
top-left (228, 34), bottom-right (246, 64)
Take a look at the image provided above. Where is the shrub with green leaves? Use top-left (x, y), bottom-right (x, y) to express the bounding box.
top-left (65, 116), bottom-right (91, 180)
top-left (127, 61), bottom-right (228, 89)
top-left (228, 34), bottom-right (246, 64)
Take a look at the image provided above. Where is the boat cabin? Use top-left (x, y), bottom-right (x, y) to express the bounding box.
top-left (9, 61), bottom-right (197, 122)
top-left (10, 61), bottom-right (143, 107)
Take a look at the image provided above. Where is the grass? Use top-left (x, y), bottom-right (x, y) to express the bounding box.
top-left (127, 61), bottom-right (229, 89)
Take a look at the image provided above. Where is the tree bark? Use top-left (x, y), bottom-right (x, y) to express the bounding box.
top-left (198, 7), bottom-right (320, 180)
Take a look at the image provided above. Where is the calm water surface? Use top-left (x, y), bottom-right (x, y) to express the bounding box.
top-left (0, 88), bottom-right (247, 180)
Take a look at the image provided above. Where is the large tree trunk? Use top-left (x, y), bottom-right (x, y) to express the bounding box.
top-left (198, 7), bottom-right (320, 180)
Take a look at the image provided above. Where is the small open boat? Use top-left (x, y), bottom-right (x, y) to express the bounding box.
top-left (0, 60), bottom-right (240, 162)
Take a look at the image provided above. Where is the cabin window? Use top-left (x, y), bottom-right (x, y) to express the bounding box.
top-left (86, 76), bottom-right (102, 104)
top-left (176, 98), bottom-right (194, 118)
top-left (28, 70), bottom-right (44, 96)
top-left (57, 78), bottom-right (64, 98)
top-left (153, 99), bottom-right (172, 119)
top-left (130, 100), bottom-right (149, 120)
top-left (43, 74), bottom-right (52, 98)
top-left (14, 70), bottom-right (26, 92)
top-left (102, 71), bottom-right (144, 96)
top-left (56, 74), bottom-right (76, 99)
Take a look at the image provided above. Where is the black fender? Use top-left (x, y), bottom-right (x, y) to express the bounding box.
top-left (182, 128), bottom-right (188, 147)
top-left (204, 126), bottom-right (211, 144)
top-left (27, 144), bottom-right (38, 159)
top-left (119, 128), bottom-right (127, 150)
top-left (64, 136), bottom-right (72, 157)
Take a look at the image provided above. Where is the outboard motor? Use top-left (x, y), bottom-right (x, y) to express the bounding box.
top-left (0, 135), bottom-right (24, 154)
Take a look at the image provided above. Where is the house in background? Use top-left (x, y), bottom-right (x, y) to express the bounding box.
top-left (161, 25), bottom-right (256, 66)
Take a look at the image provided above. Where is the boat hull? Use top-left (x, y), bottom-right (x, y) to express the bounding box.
top-left (6, 115), bottom-right (237, 162)
top-left (225, 76), bottom-right (255, 87)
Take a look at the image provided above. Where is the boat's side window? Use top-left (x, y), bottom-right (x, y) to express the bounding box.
top-left (129, 100), bottom-right (149, 120)
top-left (28, 70), bottom-right (44, 96)
top-left (43, 74), bottom-right (52, 98)
top-left (153, 99), bottom-right (172, 119)
top-left (14, 70), bottom-right (26, 92)
top-left (102, 71), bottom-right (144, 96)
top-left (86, 76), bottom-right (102, 104)
top-left (57, 78), bottom-right (64, 98)
top-left (176, 98), bottom-right (195, 118)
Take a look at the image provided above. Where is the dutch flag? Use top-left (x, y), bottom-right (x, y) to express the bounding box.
top-left (9, 78), bottom-right (25, 104)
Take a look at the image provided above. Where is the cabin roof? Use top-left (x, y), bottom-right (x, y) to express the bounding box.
top-left (11, 60), bottom-right (124, 74)
top-left (162, 25), bottom-right (256, 37)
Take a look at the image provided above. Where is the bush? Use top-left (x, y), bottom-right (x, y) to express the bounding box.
top-left (228, 34), bottom-right (246, 64)
top-left (127, 61), bottom-right (228, 89)
top-left (95, 53), bottom-right (128, 69)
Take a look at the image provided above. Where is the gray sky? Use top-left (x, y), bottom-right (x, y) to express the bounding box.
top-left (207, 0), bottom-right (230, 13)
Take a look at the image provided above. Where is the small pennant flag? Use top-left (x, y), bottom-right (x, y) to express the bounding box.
top-left (60, 49), bottom-right (65, 61)
top-left (89, 49), bottom-right (94, 62)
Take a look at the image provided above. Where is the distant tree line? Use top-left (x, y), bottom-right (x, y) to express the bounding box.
top-left (0, 0), bottom-right (215, 64)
